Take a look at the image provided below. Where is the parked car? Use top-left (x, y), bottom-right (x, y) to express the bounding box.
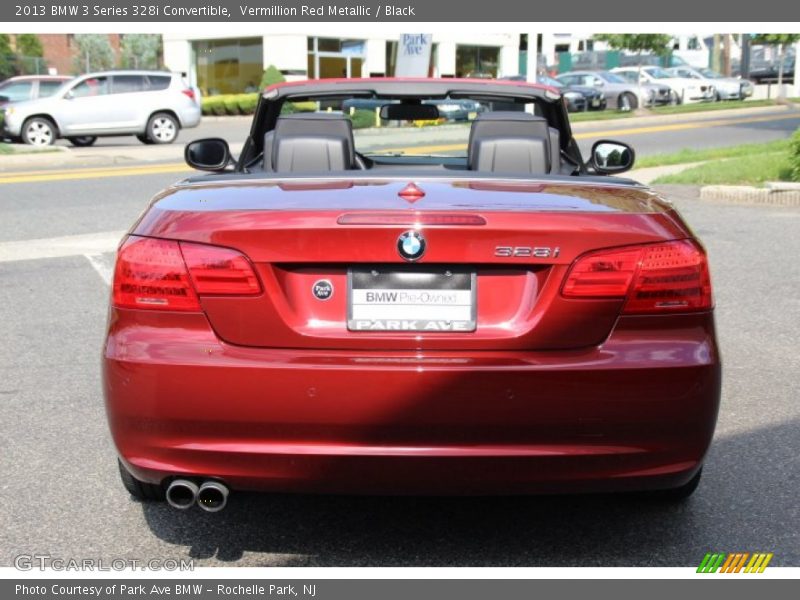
top-left (0, 70), bottom-right (201, 146)
top-left (538, 75), bottom-right (606, 111)
top-left (666, 66), bottom-right (754, 101)
top-left (612, 66), bottom-right (714, 104)
top-left (0, 75), bottom-right (73, 107)
top-left (105, 78), bottom-right (720, 510)
top-left (556, 70), bottom-right (672, 110)
top-left (501, 75), bottom-right (606, 112)
top-left (424, 99), bottom-right (487, 121)
top-left (748, 58), bottom-right (796, 84)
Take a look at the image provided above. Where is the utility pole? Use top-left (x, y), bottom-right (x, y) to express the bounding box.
top-left (712, 34), bottom-right (721, 72)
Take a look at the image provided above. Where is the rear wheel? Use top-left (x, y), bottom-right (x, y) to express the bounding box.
top-left (618, 92), bottom-right (638, 111)
top-left (146, 112), bottom-right (180, 144)
top-left (118, 459), bottom-right (164, 501)
top-left (22, 117), bottom-right (57, 146)
top-left (67, 136), bottom-right (97, 147)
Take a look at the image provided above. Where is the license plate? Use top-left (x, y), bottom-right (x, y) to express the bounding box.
top-left (348, 267), bottom-right (476, 332)
top-left (591, 99), bottom-right (601, 107)
top-left (468, 111), bottom-right (478, 120)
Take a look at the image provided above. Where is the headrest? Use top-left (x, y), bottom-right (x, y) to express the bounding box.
top-left (269, 113), bottom-right (355, 172)
top-left (468, 112), bottom-right (552, 174)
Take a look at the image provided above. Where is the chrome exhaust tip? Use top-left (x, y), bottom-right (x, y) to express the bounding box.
top-left (197, 481), bottom-right (229, 512)
top-left (165, 479), bottom-right (199, 510)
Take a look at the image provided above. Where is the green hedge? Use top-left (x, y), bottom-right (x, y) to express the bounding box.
top-left (349, 109), bottom-right (377, 129)
top-left (790, 128), bottom-right (800, 182)
top-left (201, 93), bottom-right (260, 116)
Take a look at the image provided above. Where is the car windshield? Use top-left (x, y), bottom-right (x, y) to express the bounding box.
top-left (598, 72), bottom-right (627, 84)
top-left (644, 67), bottom-right (673, 79)
top-left (278, 94), bottom-right (542, 158)
top-left (698, 68), bottom-right (722, 79)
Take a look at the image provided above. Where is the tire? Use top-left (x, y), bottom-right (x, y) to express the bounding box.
top-left (118, 459), bottom-right (164, 501)
top-left (649, 468), bottom-right (702, 502)
top-left (67, 136), bottom-right (97, 147)
top-left (669, 90), bottom-right (682, 105)
top-left (145, 112), bottom-right (180, 144)
top-left (136, 134), bottom-right (155, 145)
top-left (21, 117), bottom-right (57, 146)
top-left (618, 92), bottom-right (638, 111)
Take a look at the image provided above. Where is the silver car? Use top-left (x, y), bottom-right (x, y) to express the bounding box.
top-left (0, 70), bottom-right (201, 146)
top-left (556, 70), bottom-right (672, 110)
top-left (667, 66), bottom-right (754, 101)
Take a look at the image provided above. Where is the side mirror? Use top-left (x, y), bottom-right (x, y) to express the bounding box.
top-left (594, 80), bottom-right (604, 87)
top-left (63, 90), bottom-right (74, 100)
top-left (590, 140), bottom-right (635, 174)
top-left (185, 138), bottom-right (232, 171)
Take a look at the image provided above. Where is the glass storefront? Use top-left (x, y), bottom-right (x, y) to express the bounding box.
top-left (193, 37), bottom-right (263, 95)
top-left (307, 37), bottom-right (366, 79)
top-left (455, 45), bottom-right (500, 78)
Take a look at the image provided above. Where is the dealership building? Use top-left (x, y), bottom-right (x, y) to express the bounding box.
top-left (162, 32), bottom-right (521, 95)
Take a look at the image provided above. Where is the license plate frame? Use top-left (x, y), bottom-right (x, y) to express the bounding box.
top-left (347, 266), bottom-right (477, 332)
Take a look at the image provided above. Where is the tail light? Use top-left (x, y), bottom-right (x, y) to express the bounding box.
top-left (181, 88), bottom-right (196, 102)
top-left (112, 236), bottom-right (260, 311)
top-left (561, 240), bottom-right (712, 314)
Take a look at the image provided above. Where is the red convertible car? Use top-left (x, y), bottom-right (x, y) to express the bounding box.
top-left (104, 79), bottom-right (720, 512)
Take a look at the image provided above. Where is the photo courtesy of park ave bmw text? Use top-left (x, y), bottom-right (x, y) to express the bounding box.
top-left (0, 0), bottom-right (799, 595)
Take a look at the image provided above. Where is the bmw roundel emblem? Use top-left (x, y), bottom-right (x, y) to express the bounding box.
top-left (397, 230), bottom-right (426, 261)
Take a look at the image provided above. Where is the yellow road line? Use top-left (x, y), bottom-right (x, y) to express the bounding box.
top-left (0, 162), bottom-right (188, 184)
top-left (1, 112), bottom-right (798, 185)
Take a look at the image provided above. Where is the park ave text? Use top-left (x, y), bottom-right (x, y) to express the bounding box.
top-left (16, 584), bottom-right (317, 597)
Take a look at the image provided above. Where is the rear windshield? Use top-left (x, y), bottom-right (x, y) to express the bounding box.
top-left (279, 95), bottom-right (543, 158)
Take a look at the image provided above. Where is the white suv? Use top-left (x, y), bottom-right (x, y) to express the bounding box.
top-left (0, 70), bottom-right (201, 146)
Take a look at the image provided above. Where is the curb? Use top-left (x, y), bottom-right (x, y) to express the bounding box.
top-left (700, 185), bottom-right (800, 207)
top-left (571, 102), bottom-right (800, 131)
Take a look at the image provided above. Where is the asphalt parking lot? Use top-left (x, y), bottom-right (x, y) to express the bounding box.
top-left (1, 171), bottom-right (798, 566)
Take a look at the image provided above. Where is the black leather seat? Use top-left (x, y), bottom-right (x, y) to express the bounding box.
top-left (265, 113), bottom-right (355, 172)
top-left (468, 112), bottom-right (556, 174)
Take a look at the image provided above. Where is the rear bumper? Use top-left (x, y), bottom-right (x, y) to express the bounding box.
top-left (104, 310), bottom-right (721, 495)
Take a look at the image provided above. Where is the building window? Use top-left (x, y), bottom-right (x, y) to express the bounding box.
top-left (193, 37), bottom-right (263, 95)
top-left (455, 45), bottom-right (500, 78)
top-left (307, 37), bottom-right (366, 79)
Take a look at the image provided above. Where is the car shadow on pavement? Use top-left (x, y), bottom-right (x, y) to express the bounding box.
top-left (139, 419), bottom-right (799, 566)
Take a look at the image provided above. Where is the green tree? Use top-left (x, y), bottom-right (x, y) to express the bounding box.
top-left (750, 34), bottom-right (800, 99)
top-left (259, 64), bottom-right (285, 90)
top-left (120, 34), bottom-right (160, 70)
top-left (15, 34), bottom-right (45, 74)
top-left (72, 34), bottom-right (114, 73)
top-left (594, 34), bottom-right (672, 60)
top-left (0, 34), bottom-right (14, 79)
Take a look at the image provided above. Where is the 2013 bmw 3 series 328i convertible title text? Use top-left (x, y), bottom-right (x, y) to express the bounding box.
top-left (103, 79), bottom-right (721, 512)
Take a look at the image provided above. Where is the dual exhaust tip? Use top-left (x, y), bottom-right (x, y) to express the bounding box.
top-left (166, 479), bottom-right (229, 512)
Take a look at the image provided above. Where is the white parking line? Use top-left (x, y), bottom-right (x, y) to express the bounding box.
top-left (83, 253), bottom-right (115, 285)
top-left (0, 230), bottom-right (125, 265)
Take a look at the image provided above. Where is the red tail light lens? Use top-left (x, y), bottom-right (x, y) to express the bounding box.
top-left (562, 240), bottom-right (712, 314)
top-left (113, 236), bottom-right (200, 311)
top-left (181, 243), bottom-right (261, 295)
top-left (181, 88), bottom-right (196, 102)
top-left (113, 236), bottom-right (261, 311)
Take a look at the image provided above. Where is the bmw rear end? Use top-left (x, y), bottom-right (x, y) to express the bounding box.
top-left (103, 79), bottom-right (720, 510)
